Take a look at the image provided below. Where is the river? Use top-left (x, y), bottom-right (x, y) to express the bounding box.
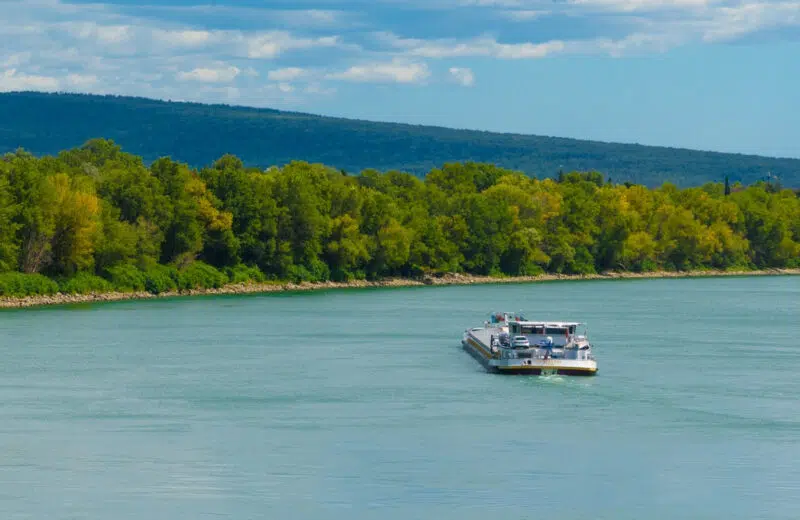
top-left (1, 275), bottom-right (798, 519)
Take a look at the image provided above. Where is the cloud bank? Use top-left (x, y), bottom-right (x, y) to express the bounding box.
top-left (0, 0), bottom-right (797, 106)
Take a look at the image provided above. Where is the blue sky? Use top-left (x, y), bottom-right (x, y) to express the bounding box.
top-left (1, 0), bottom-right (798, 158)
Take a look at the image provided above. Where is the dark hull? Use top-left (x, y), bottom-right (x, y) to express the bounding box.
top-left (495, 366), bottom-right (597, 376)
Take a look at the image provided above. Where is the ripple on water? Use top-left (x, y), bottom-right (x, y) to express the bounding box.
top-left (0, 275), bottom-right (799, 520)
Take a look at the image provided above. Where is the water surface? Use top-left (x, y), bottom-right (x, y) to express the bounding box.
top-left (1, 276), bottom-right (799, 519)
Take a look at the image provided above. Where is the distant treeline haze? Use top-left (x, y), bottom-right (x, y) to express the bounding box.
top-left (0, 139), bottom-right (798, 297)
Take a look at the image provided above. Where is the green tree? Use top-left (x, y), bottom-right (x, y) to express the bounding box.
top-left (5, 152), bottom-right (60, 274)
top-left (46, 173), bottom-right (102, 276)
top-left (151, 157), bottom-right (237, 267)
top-left (1, 142), bottom-right (798, 297)
top-left (373, 219), bottom-right (412, 275)
top-left (325, 214), bottom-right (369, 279)
top-left (0, 164), bottom-right (21, 271)
top-left (269, 162), bottom-right (333, 277)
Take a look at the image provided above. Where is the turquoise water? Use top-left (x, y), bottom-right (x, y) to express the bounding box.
top-left (1, 276), bottom-right (799, 519)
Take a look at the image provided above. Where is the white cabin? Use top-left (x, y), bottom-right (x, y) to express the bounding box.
top-left (506, 319), bottom-right (587, 348)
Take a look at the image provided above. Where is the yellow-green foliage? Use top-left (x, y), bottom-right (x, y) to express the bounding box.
top-left (0, 140), bottom-right (798, 297)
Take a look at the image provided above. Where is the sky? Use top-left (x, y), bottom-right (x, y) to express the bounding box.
top-left (1, 0), bottom-right (799, 158)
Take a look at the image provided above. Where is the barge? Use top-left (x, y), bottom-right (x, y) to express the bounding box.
top-left (461, 312), bottom-right (598, 376)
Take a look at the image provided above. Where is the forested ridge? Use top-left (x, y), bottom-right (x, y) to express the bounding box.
top-left (0, 139), bottom-right (798, 298)
top-left (1, 91), bottom-right (799, 188)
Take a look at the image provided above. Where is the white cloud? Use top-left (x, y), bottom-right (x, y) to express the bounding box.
top-left (569, 0), bottom-right (717, 12)
top-left (217, 86), bottom-right (240, 101)
top-left (495, 39), bottom-right (567, 58)
top-left (131, 5), bottom-right (357, 30)
top-left (380, 33), bottom-right (568, 59)
top-left (274, 9), bottom-right (343, 26)
top-left (328, 59), bottom-right (430, 84)
top-left (503, 9), bottom-right (551, 20)
top-left (267, 67), bottom-right (308, 81)
top-left (700, 2), bottom-right (800, 42)
top-left (1, 53), bottom-right (31, 68)
top-left (1, 0), bottom-right (798, 109)
top-left (95, 24), bottom-right (132, 44)
top-left (460, 0), bottom-right (525, 6)
top-left (380, 0), bottom-right (800, 62)
top-left (0, 1), bottom-right (351, 105)
top-left (245, 38), bottom-right (282, 60)
top-left (65, 22), bottom-right (132, 45)
top-left (0, 69), bottom-right (59, 92)
top-left (177, 85), bottom-right (241, 103)
top-left (245, 32), bottom-right (340, 59)
top-left (65, 73), bottom-right (98, 87)
top-left (177, 65), bottom-right (241, 83)
top-left (585, 31), bottom-right (684, 57)
top-left (305, 83), bottom-right (336, 95)
top-left (449, 67), bottom-right (475, 86)
top-left (152, 29), bottom-right (215, 48)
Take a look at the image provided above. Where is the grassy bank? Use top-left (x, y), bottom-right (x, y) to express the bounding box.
top-left (2, 268), bottom-right (798, 309)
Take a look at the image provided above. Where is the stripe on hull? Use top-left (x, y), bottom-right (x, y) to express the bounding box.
top-left (496, 366), bottom-right (597, 376)
top-left (465, 337), bottom-right (493, 359)
top-left (462, 339), bottom-right (494, 371)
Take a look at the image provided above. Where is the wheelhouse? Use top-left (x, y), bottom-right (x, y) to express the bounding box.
top-left (506, 320), bottom-right (588, 347)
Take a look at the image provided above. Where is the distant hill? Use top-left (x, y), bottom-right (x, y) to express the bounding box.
top-left (1, 91), bottom-right (797, 187)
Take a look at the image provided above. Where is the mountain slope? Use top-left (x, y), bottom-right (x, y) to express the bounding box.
top-left (0, 91), bottom-right (797, 187)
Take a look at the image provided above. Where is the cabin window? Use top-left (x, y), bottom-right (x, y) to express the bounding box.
top-left (521, 326), bottom-right (545, 335)
top-left (545, 327), bottom-right (566, 335)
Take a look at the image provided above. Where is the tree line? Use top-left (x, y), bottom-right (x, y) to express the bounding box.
top-left (0, 139), bottom-right (798, 297)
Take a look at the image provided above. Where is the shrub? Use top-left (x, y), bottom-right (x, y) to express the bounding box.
top-left (286, 264), bottom-right (311, 284)
top-left (0, 272), bottom-right (59, 297)
top-left (176, 261), bottom-right (228, 290)
top-left (407, 264), bottom-right (426, 279)
top-left (105, 264), bottom-right (147, 292)
top-left (329, 268), bottom-right (352, 282)
top-left (59, 273), bottom-right (113, 294)
top-left (225, 264), bottom-right (265, 284)
top-left (640, 259), bottom-right (659, 272)
top-left (143, 265), bottom-right (178, 294)
top-left (306, 258), bottom-right (330, 282)
top-left (285, 259), bottom-right (330, 283)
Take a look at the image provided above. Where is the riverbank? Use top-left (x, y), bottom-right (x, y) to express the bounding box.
top-left (1, 268), bottom-right (798, 309)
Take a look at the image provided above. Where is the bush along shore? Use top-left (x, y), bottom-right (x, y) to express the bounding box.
top-left (1, 139), bottom-right (799, 309)
top-left (2, 268), bottom-right (798, 309)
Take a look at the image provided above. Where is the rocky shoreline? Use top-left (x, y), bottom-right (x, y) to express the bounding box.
top-left (1, 268), bottom-right (798, 309)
